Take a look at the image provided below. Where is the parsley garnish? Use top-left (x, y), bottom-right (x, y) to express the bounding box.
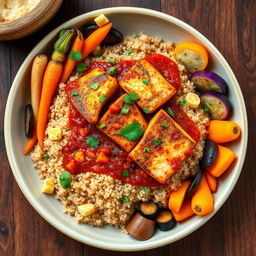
top-left (179, 99), bottom-right (187, 106)
top-left (90, 83), bottom-right (99, 90)
top-left (98, 124), bottom-right (107, 129)
top-left (44, 154), bottom-right (50, 160)
top-left (142, 79), bottom-right (149, 85)
top-left (76, 62), bottom-right (87, 72)
top-left (71, 91), bottom-right (79, 96)
top-left (99, 95), bottom-right (107, 103)
top-left (124, 92), bottom-right (139, 104)
top-left (167, 107), bottom-right (175, 117)
top-left (143, 147), bottom-right (151, 153)
top-left (119, 122), bottom-right (144, 141)
top-left (122, 169), bottom-right (129, 177)
top-left (161, 122), bottom-right (168, 128)
top-left (143, 187), bottom-right (150, 194)
top-left (59, 171), bottom-right (71, 189)
top-left (70, 50), bottom-right (82, 61)
top-left (121, 106), bottom-right (130, 115)
top-left (86, 136), bottom-right (99, 148)
top-left (143, 108), bottom-right (151, 114)
top-left (127, 49), bottom-right (134, 54)
top-left (95, 51), bottom-right (103, 57)
top-left (108, 57), bottom-right (116, 65)
top-left (122, 195), bottom-right (129, 202)
top-left (203, 106), bottom-right (210, 112)
top-left (153, 139), bottom-right (162, 146)
top-left (108, 66), bottom-right (117, 75)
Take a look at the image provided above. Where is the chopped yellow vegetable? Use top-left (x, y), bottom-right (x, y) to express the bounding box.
top-left (78, 203), bottom-right (96, 217)
top-left (185, 93), bottom-right (200, 108)
top-left (94, 14), bottom-right (109, 27)
top-left (42, 178), bottom-right (55, 194)
top-left (47, 128), bottom-right (62, 141)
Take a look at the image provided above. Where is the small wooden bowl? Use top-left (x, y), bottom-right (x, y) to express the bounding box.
top-left (0, 0), bottom-right (63, 40)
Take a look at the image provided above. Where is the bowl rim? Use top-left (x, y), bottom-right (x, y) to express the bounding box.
top-left (4, 6), bottom-right (248, 251)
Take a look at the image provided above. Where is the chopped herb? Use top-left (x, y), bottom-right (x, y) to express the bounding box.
top-left (121, 106), bottom-right (130, 115)
top-left (153, 139), bottom-right (162, 146)
top-left (59, 171), bottom-right (71, 189)
top-left (76, 62), bottom-right (87, 72)
top-left (70, 50), bottom-right (82, 61)
top-left (203, 106), bottom-right (210, 112)
top-left (127, 49), bottom-right (134, 54)
top-left (167, 107), bottom-right (175, 117)
top-left (44, 154), bottom-right (50, 160)
top-left (142, 78), bottom-right (149, 85)
top-left (86, 136), bottom-right (99, 148)
top-left (143, 147), bottom-right (151, 153)
top-left (119, 122), bottom-right (144, 141)
top-left (143, 108), bottom-right (151, 114)
top-left (124, 92), bottom-right (139, 104)
top-left (90, 83), bottom-right (99, 90)
top-left (122, 169), bottom-right (129, 177)
top-left (99, 95), bottom-right (107, 103)
top-left (179, 99), bottom-right (187, 106)
top-left (161, 122), bottom-right (168, 128)
top-left (108, 66), bottom-right (117, 75)
top-left (95, 51), bottom-right (103, 57)
top-left (98, 124), bottom-right (107, 129)
top-left (122, 195), bottom-right (129, 202)
top-left (71, 91), bottom-right (79, 96)
top-left (143, 187), bottom-right (150, 194)
top-left (108, 57), bottom-right (116, 65)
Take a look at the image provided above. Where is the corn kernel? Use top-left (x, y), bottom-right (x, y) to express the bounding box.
top-left (94, 14), bottom-right (109, 27)
top-left (48, 128), bottom-right (62, 141)
top-left (77, 203), bottom-right (96, 217)
top-left (42, 178), bottom-right (55, 194)
top-left (185, 92), bottom-right (200, 108)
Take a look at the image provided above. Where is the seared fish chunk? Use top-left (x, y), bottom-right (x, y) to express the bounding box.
top-left (67, 68), bottom-right (118, 123)
top-left (119, 59), bottom-right (176, 113)
top-left (98, 94), bottom-right (148, 152)
top-left (129, 110), bottom-right (195, 184)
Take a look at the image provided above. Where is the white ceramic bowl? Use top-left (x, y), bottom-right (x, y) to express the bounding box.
top-left (4, 7), bottom-right (248, 251)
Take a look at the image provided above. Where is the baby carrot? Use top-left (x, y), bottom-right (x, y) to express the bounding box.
top-left (60, 30), bottom-right (84, 83)
top-left (205, 171), bottom-right (218, 193)
top-left (172, 200), bottom-right (194, 222)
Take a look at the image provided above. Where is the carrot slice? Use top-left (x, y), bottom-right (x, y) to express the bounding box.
top-left (82, 22), bottom-right (112, 59)
top-left (191, 174), bottom-right (214, 216)
top-left (23, 125), bottom-right (37, 155)
top-left (205, 171), bottom-right (218, 193)
top-left (168, 180), bottom-right (191, 213)
top-left (207, 145), bottom-right (236, 177)
top-left (172, 200), bottom-right (194, 222)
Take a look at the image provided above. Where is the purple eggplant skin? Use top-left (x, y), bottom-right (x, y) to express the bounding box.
top-left (83, 24), bottom-right (123, 46)
top-left (200, 91), bottom-right (232, 120)
top-left (191, 71), bottom-right (228, 94)
top-left (185, 170), bottom-right (203, 200)
top-left (201, 139), bottom-right (218, 168)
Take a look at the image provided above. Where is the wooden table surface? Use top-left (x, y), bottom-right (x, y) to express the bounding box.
top-left (0, 1), bottom-right (255, 255)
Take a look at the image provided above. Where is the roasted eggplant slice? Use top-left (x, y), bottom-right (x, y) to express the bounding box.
top-left (156, 210), bottom-right (176, 231)
top-left (25, 104), bottom-right (34, 137)
top-left (185, 170), bottom-right (203, 200)
top-left (201, 139), bottom-right (218, 168)
top-left (140, 202), bottom-right (158, 220)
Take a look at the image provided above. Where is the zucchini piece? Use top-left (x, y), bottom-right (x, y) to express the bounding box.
top-left (156, 210), bottom-right (176, 231)
top-left (140, 202), bottom-right (158, 220)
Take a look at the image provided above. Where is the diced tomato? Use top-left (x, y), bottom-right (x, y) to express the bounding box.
top-left (97, 152), bottom-right (110, 164)
top-left (126, 156), bottom-right (133, 163)
top-left (66, 161), bottom-right (78, 173)
top-left (109, 104), bottom-right (121, 114)
top-left (79, 128), bottom-right (91, 137)
top-left (98, 147), bottom-right (111, 155)
top-left (86, 151), bottom-right (95, 158)
top-left (74, 151), bottom-right (85, 162)
top-left (112, 123), bottom-right (122, 129)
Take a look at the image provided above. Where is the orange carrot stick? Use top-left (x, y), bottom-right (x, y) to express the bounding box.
top-left (60, 30), bottom-right (84, 83)
top-left (205, 171), bottom-right (218, 193)
top-left (82, 22), bottom-right (112, 59)
top-left (172, 200), bottom-right (194, 222)
top-left (168, 180), bottom-right (191, 213)
top-left (191, 174), bottom-right (214, 216)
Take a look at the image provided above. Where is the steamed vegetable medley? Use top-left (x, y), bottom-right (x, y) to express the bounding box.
top-left (23, 13), bottom-right (241, 240)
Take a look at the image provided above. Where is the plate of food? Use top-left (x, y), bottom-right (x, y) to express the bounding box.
top-left (5, 7), bottom-right (247, 251)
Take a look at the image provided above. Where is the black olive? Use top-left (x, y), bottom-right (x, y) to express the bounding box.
top-left (130, 162), bottom-right (137, 169)
top-left (201, 139), bottom-right (218, 168)
top-left (25, 104), bottom-right (34, 137)
top-left (185, 170), bottom-right (203, 200)
top-left (83, 24), bottom-right (123, 46)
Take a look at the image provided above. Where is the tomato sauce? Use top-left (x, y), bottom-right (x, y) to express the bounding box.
top-left (64, 54), bottom-right (200, 187)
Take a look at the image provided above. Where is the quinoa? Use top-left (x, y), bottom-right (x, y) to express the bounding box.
top-left (31, 34), bottom-right (209, 229)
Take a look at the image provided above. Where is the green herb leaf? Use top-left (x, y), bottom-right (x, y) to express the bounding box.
top-left (99, 95), bottom-right (107, 103)
top-left (70, 50), bottom-right (82, 61)
top-left (153, 139), bottom-right (162, 146)
top-left (76, 62), bottom-right (87, 72)
top-left (98, 124), bottom-right (107, 129)
top-left (143, 108), bottom-right (151, 114)
top-left (122, 195), bottom-right (129, 202)
top-left (71, 91), bottom-right (79, 96)
top-left (121, 106), bottom-right (130, 115)
top-left (179, 99), bottom-right (187, 106)
top-left (122, 169), bottom-right (129, 177)
top-left (142, 78), bottom-right (149, 85)
top-left (60, 171), bottom-right (71, 189)
top-left (161, 122), bottom-right (168, 128)
top-left (108, 66), bottom-right (117, 75)
top-left (44, 154), bottom-right (50, 160)
top-left (167, 107), bottom-right (175, 117)
top-left (203, 106), bottom-right (210, 112)
top-left (143, 186), bottom-right (150, 194)
top-left (108, 57), bottom-right (116, 65)
top-left (127, 49), bottom-right (134, 54)
top-left (119, 122), bottom-right (144, 141)
top-left (86, 136), bottom-right (99, 148)
top-left (95, 51), bottom-right (103, 57)
top-left (143, 147), bottom-right (151, 153)
top-left (124, 92), bottom-right (139, 104)
top-left (90, 83), bottom-right (99, 90)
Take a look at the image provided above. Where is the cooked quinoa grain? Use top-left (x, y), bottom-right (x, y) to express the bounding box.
top-left (31, 34), bottom-right (209, 229)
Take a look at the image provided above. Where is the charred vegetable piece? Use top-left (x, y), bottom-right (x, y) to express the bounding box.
top-left (83, 24), bottom-right (123, 46)
top-left (140, 202), bottom-right (158, 220)
top-left (200, 91), bottom-right (231, 120)
top-left (156, 210), bottom-right (176, 231)
top-left (201, 139), bottom-right (218, 168)
top-left (25, 104), bottom-right (34, 137)
top-left (185, 169), bottom-right (203, 200)
top-left (126, 213), bottom-right (156, 240)
top-left (191, 71), bottom-right (228, 94)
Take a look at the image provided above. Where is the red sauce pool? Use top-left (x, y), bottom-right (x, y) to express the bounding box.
top-left (64, 54), bottom-right (200, 187)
